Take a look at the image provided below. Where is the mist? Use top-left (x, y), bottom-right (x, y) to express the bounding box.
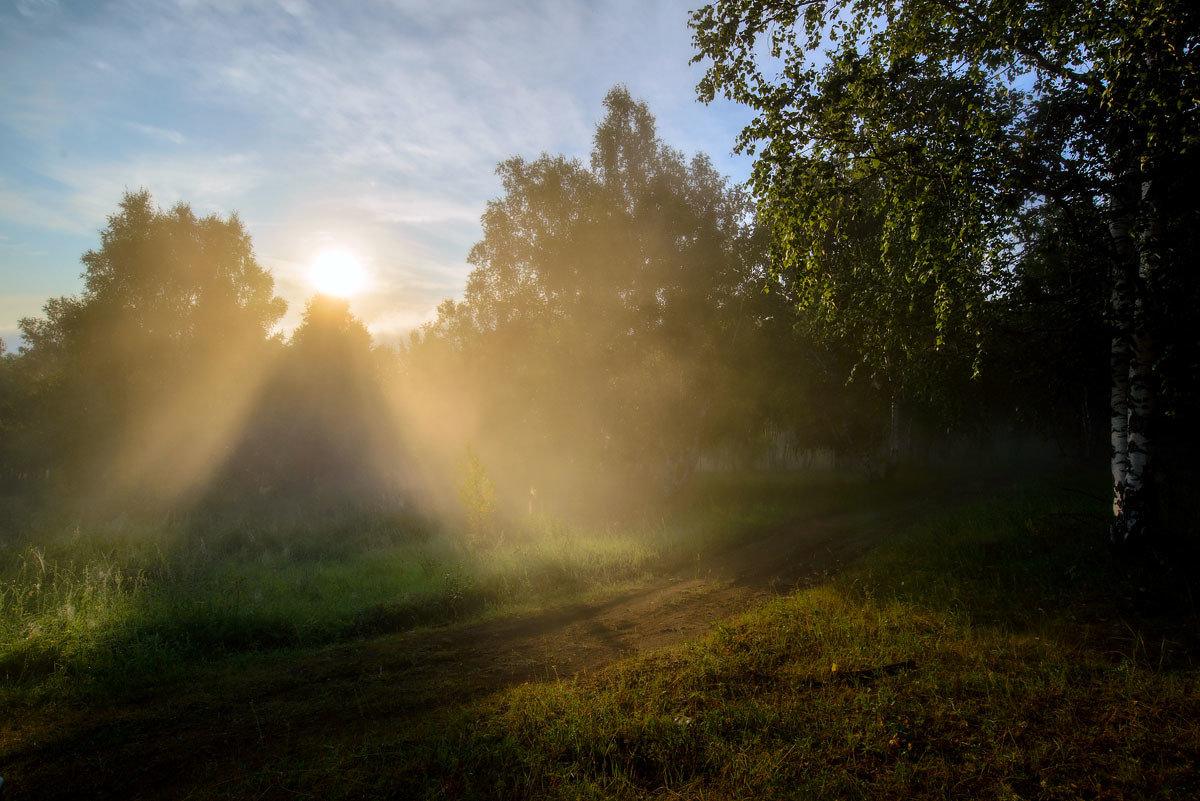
top-left (2, 57), bottom-right (1198, 797)
top-left (3, 98), bottom-right (1106, 543)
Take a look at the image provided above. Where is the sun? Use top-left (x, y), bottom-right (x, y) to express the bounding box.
top-left (309, 249), bottom-right (367, 297)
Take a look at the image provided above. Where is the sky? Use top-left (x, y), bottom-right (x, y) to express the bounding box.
top-left (0, 0), bottom-right (757, 349)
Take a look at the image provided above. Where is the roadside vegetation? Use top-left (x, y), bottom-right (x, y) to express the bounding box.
top-left (1, 2), bottom-right (1197, 797)
top-left (0, 471), bottom-right (874, 703)
top-left (264, 481), bottom-right (1200, 800)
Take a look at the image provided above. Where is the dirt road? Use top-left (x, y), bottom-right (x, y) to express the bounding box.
top-left (1, 502), bottom-right (909, 799)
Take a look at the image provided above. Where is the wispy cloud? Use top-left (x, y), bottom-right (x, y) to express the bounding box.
top-left (0, 152), bottom-right (266, 235)
top-left (126, 121), bottom-right (187, 145)
top-left (0, 0), bottom-right (753, 339)
top-left (15, 0), bottom-right (59, 19)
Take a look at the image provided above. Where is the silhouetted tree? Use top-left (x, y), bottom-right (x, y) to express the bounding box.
top-left (692, 0), bottom-right (1200, 543)
top-left (13, 190), bottom-right (287, 507)
top-left (232, 295), bottom-right (399, 502)
top-left (408, 87), bottom-right (828, 507)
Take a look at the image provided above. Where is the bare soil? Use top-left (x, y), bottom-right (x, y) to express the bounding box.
top-left (0, 501), bottom-right (916, 800)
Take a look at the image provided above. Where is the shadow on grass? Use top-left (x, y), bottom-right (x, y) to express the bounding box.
top-left (850, 478), bottom-right (1200, 670)
top-left (353, 474), bottom-right (1200, 801)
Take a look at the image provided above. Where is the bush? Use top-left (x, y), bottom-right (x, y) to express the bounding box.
top-left (457, 447), bottom-right (498, 545)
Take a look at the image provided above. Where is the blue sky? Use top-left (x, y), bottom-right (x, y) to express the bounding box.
top-left (0, 0), bottom-right (756, 347)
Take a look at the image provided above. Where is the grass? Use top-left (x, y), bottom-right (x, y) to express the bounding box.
top-left (10, 469), bottom-right (1195, 799)
top-left (256, 482), bottom-right (1200, 800)
top-left (0, 471), bottom-right (862, 701)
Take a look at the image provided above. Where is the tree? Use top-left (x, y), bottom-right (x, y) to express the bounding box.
top-left (281, 294), bottom-right (382, 491)
top-left (409, 87), bottom-right (773, 505)
top-left (14, 189), bottom-right (287, 506)
top-left (227, 294), bottom-right (404, 502)
top-left (691, 0), bottom-right (1200, 545)
top-left (0, 340), bottom-right (16, 487)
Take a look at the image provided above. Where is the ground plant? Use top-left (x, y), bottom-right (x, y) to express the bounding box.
top-left (0, 472), bottom-right (851, 703)
top-left (310, 481), bottom-right (1200, 800)
top-left (4, 471), bottom-right (1196, 800)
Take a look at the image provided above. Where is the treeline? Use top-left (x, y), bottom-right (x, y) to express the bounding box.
top-left (691, 0), bottom-right (1200, 546)
top-left (402, 88), bottom-right (852, 512)
top-left (1, 77), bottom-right (1194, 532)
top-left (400, 88), bottom-right (1092, 516)
top-left (0, 192), bottom-right (402, 518)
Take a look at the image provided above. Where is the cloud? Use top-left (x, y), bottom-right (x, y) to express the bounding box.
top-left (125, 122), bottom-right (187, 145)
top-left (15, 0), bottom-right (59, 19)
top-left (0, 153), bottom-right (266, 235)
top-left (188, 3), bottom-right (597, 177)
top-left (0, 0), bottom-right (754, 338)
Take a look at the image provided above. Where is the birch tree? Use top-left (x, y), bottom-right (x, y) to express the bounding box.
top-left (411, 88), bottom-right (766, 500)
top-left (691, 0), bottom-right (1200, 545)
top-left (14, 190), bottom-right (288, 502)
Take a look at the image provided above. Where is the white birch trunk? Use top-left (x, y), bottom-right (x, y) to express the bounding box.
top-left (1109, 320), bottom-right (1131, 516)
top-left (1108, 165), bottom-right (1161, 546)
top-left (1119, 175), bottom-right (1163, 544)
top-left (1107, 166), bottom-right (1137, 539)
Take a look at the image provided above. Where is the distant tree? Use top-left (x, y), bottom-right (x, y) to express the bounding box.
top-left (0, 340), bottom-right (15, 486)
top-left (691, 0), bottom-right (1200, 544)
top-left (412, 87), bottom-right (774, 502)
top-left (233, 294), bottom-right (397, 501)
top-left (14, 189), bottom-right (287, 504)
top-left (291, 293), bottom-right (373, 359)
top-left (75, 190), bottom-right (284, 343)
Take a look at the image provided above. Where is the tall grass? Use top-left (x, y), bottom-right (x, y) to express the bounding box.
top-left (317, 484), bottom-right (1200, 801)
top-left (0, 471), bottom-right (851, 700)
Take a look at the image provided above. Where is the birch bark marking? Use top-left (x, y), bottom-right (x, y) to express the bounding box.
top-left (1120, 173), bottom-right (1163, 544)
top-left (1107, 165), bottom-right (1138, 540)
top-left (1109, 284), bottom-right (1132, 518)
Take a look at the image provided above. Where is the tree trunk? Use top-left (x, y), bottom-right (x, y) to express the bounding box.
top-left (886, 395), bottom-right (902, 477)
top-left (1109, 248), bottom-right (1133, 532)
top-left (1108, 165), bottom-right (1136, 542)
top-left (1108, 165), bottom-right (1161, 547)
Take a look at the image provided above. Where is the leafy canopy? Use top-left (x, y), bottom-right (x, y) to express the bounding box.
top-left (412, 87), bottom-right (765, 500)
top-left (690, 0), bottom-right (1200, 404)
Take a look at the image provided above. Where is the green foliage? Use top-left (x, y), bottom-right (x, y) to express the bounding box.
top-left (690, 0), bottom-right (1200, 542)
top-left (343, 489), bottom-right (1200, 800)
top-left (692, 0), bottom-right (1027, 405)
top-left (406, 86), bottom-right (819, 502)
top-left (690, 0), bottom-right (1200, 429)
top-left (457, 447), bottom-right (498, 544)
top-left (0, 472), bottom-right (824, 701)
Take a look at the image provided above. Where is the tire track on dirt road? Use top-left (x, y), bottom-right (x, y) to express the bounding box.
top-left (1, 493), bottom-right (942, 800)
